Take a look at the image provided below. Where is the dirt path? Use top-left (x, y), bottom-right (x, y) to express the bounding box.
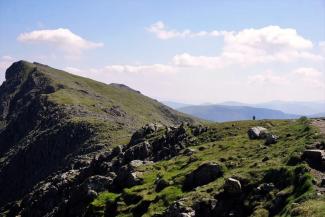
top-left (311, 118), bottom-right (325, 135)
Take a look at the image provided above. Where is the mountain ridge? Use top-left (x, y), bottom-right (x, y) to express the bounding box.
top-left (0, 60), bottom-right (198, 208)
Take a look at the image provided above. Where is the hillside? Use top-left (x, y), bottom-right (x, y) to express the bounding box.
top-left (0, 61), bottom-right (197, 209)
top-left (178, 105), bottom-right (299, 122)
top-left (0, 61), bottom-right (325, 217)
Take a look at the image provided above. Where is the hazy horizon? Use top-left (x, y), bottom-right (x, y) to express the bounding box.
top-left (1, 0), bottom-right (325, 103)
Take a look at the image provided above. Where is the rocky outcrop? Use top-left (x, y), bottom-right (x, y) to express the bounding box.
top-left (0, 121), bottom-right (208, 216)
top-left (122, 123), bottom-right (202, 163)
top-left (129, 123), bottom-right (162, 145)
top-left (124, 140), bottom-right (152, 162)
top-left (183, 162), bottom-right (224, 191)
top-left (192, 125), bottom-right (208, 136)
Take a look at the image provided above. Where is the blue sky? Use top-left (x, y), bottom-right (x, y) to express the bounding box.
top-left (0, 0), bottom-right (325, 103)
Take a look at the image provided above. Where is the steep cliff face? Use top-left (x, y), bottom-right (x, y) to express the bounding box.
top-left (0, 61), bottom-right (197, 209)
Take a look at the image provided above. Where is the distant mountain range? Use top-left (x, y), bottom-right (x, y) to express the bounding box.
top-left (161, 101), bottom-right (192, 109)
top-left (220, 101), bottom-right (325, 116)
top-left (177, 105), bottom-right (299, 122)
top-left (162, 101), bottom-right (325, 122)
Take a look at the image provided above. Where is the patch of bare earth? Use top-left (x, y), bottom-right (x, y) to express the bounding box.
top-left (312, 118), bottom-right (325, 135)
top-left (310, 118), bottom-right (325, 195)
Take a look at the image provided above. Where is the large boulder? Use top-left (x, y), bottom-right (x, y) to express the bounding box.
top-left (183, 162), bottom-right (224, 190)
top-left (223, 178), bottom-right (241, 194)
top-left (247, 127), bottom-right (268, 139)
top-left (302, 149), bottom-right (325, 162)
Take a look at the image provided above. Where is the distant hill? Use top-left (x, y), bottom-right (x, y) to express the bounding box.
top-left (309, 112), bottom-right (325, 118)
top-left (178, 104), bottom-right (299, 122)
top-left (162, 101), bottom-right (192, 109)
top-left (220, 100), bottom-right (325, 116)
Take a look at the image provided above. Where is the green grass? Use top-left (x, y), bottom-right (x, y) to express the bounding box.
top-left (37, 62), bottom-right (196, 126)
top-left (24, 61), bottom-right (200, 147)
top-left (91, 192), bottom-right (120, 207)
top-left (289, 199), bottom-right (325, 217)
top-left (87, 118), bottom-right (322, 216)
top-left (87, 192), bottom-right (120, 217)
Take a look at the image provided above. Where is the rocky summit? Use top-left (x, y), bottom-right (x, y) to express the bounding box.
top-left (0, 61), bottom-right (325, 217)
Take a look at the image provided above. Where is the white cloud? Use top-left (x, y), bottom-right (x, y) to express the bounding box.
top-left (319, 41), bottom-right (325, 54)
top-left (64, 66), bottom-right (83, 74)
top-left (65, 63), bottom-right (177, 81)
top-left (173, 53), bottom-right (224, 69)
top-left (293, 67), bottom-right (323, 78)
top-left (225, 26), bottom-right (312, 49)
top-left (17, 28), bottom-right (103, 55)
top-left (248, 70), bottom-right (289, 85)
top-left (292, 67), bottom-right (325, 88)
top-left (248, 68), bottom-right (325, 89)
top-left (146, 21), bottom-right (230, 40)
top-left (171, 25), bottom-right (322, 68)
top-left (62, 61), bottom-right (325, 103)
top-left (221, 26), bottom-right (320, 64)
top-left (320, 41), bottom-right (325, 47)
top-left (64, 63), bottom-right (180, 100)
top-left (103, 64), bottom-right (176, 74)
top-left (147, 22), bottom-right (313, 50)
top-left (147, 22), bottom-right (322, 68)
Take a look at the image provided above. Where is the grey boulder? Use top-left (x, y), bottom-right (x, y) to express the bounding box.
top-left (183, 162), bottom-right (224, 190)
top-left (247, 127), bottom-right (268, 139)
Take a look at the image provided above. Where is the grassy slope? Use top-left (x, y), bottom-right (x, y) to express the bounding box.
top-left (89, 118), bottom-right (325, 216)
top-left (23, 62), bottom-right (198, 146)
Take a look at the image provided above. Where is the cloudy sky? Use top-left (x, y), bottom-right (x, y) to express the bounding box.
top-left (0, 0), bottom-right (324, 103)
